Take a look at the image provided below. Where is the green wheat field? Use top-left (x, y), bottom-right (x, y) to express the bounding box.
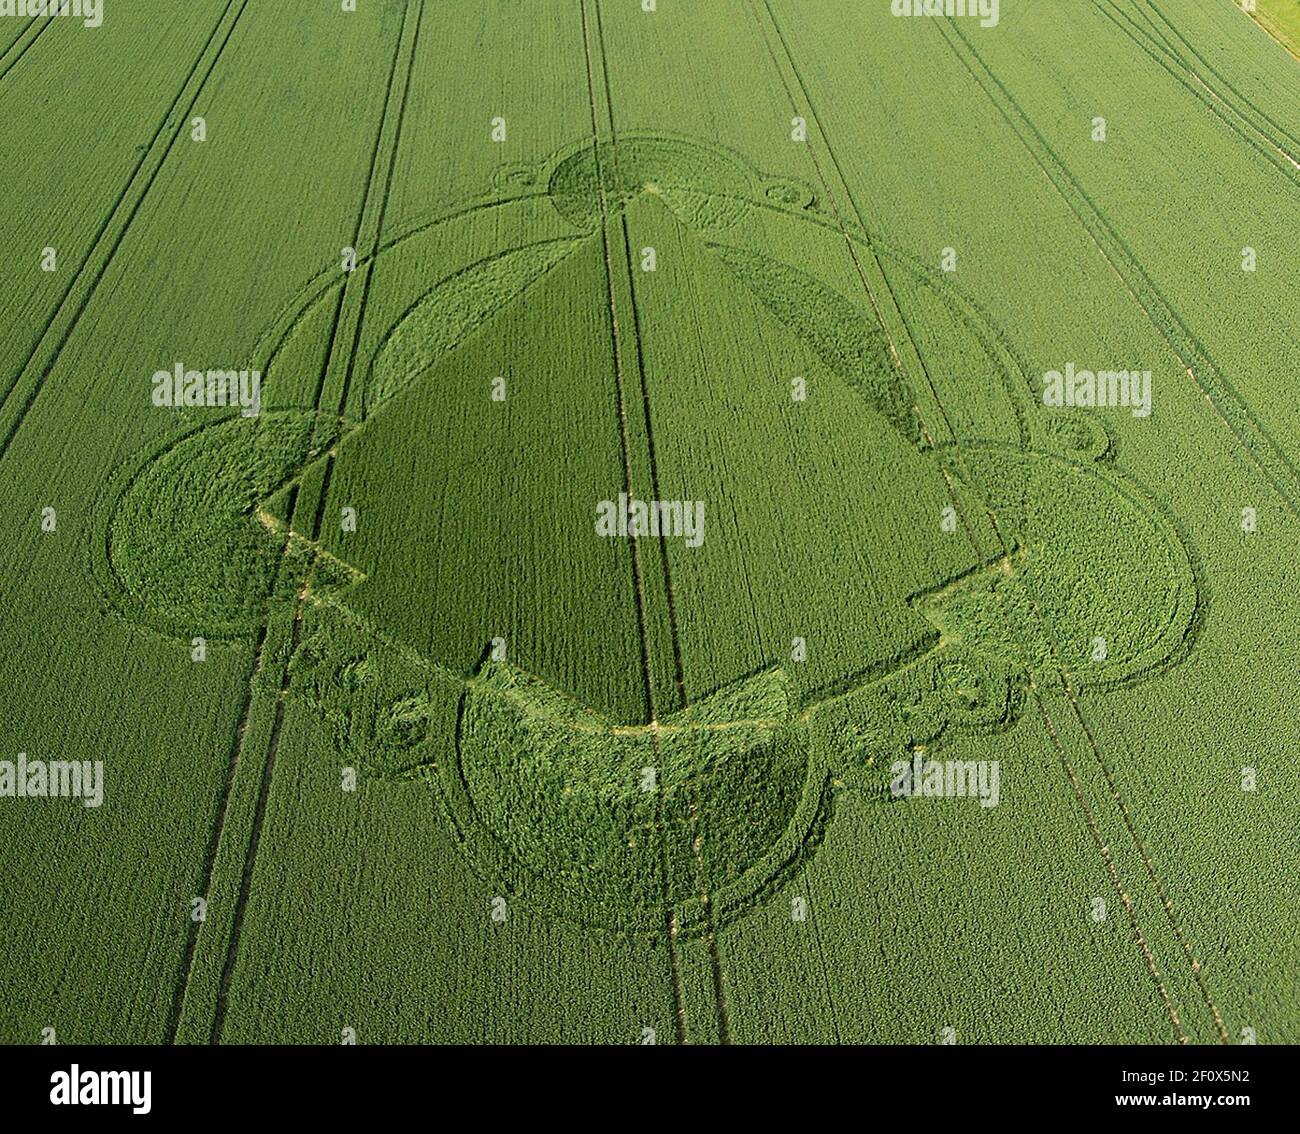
top-left (0, 0), bottom-right (1297, 1045)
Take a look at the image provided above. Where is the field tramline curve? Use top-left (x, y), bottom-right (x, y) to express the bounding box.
top-left (748, 0), bottom-right (1227, 1043)
top-left (87, 112), bottom-right (1208, 1049)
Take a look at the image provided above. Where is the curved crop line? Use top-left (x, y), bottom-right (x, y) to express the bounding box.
top-left (934, 14), bottom-right (1231, 1042)
top-left (86, 411), bottom-right (344, 644)
top-left (749, 0), bottom-right (1014, 597)
top-left (208, 0), bottom-right (428, 1046)
top-left (941, 442), bottom-right (1201, 695)
top-left (174, 0), bottom-right (428, 1047)
top-left (745, 0), bottom-right (1041, 1047)
top-left (361, 236), bottom-right (585, 418)
top-left (439, 668), bottom-right (839, 947)
top-left (750, 0), bottom-right (1213, 1043)
top-left (250, 121), bottom-right (808, 390)
top-left (247, 117), bottom-right (824, 379)
top-left (255, 175), bottom-right (1036, 449)
top-left (248, 194), bottom-right (548, 376)
top-left (939, 13), bottom-right (1300, 529)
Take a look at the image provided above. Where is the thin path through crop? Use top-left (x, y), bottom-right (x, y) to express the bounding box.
top-left (750, 0), bottom-right (1207, 1043)
top-left (1144, 0), bottom-right (1300, 151)
top-left (745, 0), bottom-right (1011, 1042)
top-left (166, 0), bottom-right (425, 1044)
top-left (578, 0), bottom-right (693, 1044)
top-left (0, 12), bottom-right (54, 86)
top-left (579, 0), bottom-right (732, 1044)
top-left (0, 0), bottom-right (251, 467)
top-left (933, 12), bottom-right (1267, 1040)
top-left (209, 0), bottom-right (427, 1045)
top-left (938, 14), bottom-right (1300, 531)
top-left (1095, 0), bottom-right (1300, 181)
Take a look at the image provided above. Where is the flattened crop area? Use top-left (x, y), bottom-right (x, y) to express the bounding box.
top-left (0, 0), bottom-right (1296, 1045)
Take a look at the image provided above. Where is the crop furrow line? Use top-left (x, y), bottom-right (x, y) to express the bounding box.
top-left (0, 13), bottom-right (38, 61)
top-left (749, 0), bottom-right (996, 567)
top-left (593, 0), bottom-right (689, 713)
top-left (579, 0), bottom-right (659, 727)
top-left (206, 585), bottom-right (302, 1045)
top-left (991, 546), bottom-right (1230, 1040)
top-left (597, 0), bottom-right (735, 1044)
top-left (0, 0), bottom-right (250, 467)
top-left (0, 13), bottom-right (53, 86)
top-left (1033, 690), bottom-right (1188, 1043)
top-left (620, 216), bottom-right (689, 711)
top-left (1066, 694), bottom-right (1230, 1042)
top-left (746, 0), bottom-right (1022, 1044)
top-left (163, 613), bottom-right (274, 1044)
top-left (1141, 0), bottom-right (1300, 156)
top-left (934, 13), bottom-right (1231, 1042)
top-left (803, 875), bottom-right (844, 1044)
top-left (752, 0), bottom-right (1217, 1042)
top-left (168, 0), bottom-right (422, 1045)
top-left (334, 5), bottom-right (425, 423)
top-left (579, 0), bottom-right (691, 1042)
top-left (209, 0), bottom-right (426, 1045)
top-left (1095, 0), bottom-right (1300, 183)
top-left (749, 3), bottom-right (938, 444)
top-left (936, 14), bottom-right (1300, 530)
top-left (1006, 571), bottom-right (1229, 1040)
top-left (747, 11), bottom-right (1009, 628)
top-left (653, 775), bottom-right (689, 1045)
top-left (749, 0), bottom-right (1005, 569)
